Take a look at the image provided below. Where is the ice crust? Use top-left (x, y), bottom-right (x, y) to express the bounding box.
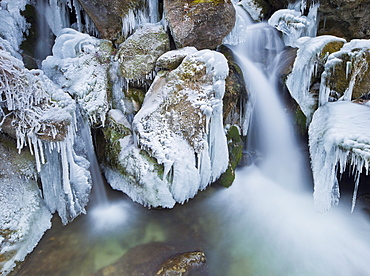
top-left (286, 35), bottom-right (346, 122)
top-left (105, 49), bottom-right (229, 208)
top-left (309, 101), bottom-right (370, 212)
top-left (268, 3), bottom-right (318, 47)
top-left (42, 28), bottom-right (111, 126)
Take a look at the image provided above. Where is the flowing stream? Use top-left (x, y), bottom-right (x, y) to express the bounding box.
top-left (10, 11), bottom-right (370, 276)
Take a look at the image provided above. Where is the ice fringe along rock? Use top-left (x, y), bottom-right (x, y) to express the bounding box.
top-left (0, 46), bottom-right (92, 225)
top-left (286, 35), bottom-right (346, 123)
top-left (104, 49), bottom-right (229, 208)
top-left (309, 101), bottom-right (370, 213)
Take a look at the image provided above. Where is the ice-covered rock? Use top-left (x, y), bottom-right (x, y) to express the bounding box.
top-left (239, 0), bottom-right (269, 22)
top-left (0, 46), bottom-right (92, 225)
top-left (0, 0), bottom-right (29, 55)
top-left (319, 39), bottom-right (370, 106)
top-left (164, 0), bottom-right (236, 50)
top-left (103, 49), bottom-right (229, 208)
top-left (285, 35), bottom-right (346, 123)
top-left (268, 3), bottom-right (319, 47)
top-left (115, 23), bottom-right (170, 82)
top-left (42, 28), bottom-right (112, 126)
top-left (0, 134), bottom-right (52, 276)
top-left (309, 101), bottom-right (370, 213)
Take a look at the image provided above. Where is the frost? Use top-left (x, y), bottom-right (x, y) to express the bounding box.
top-left (0, 46), bottom-right (91, 225)
top-left (309, 101), bottom-right (370, 212)
top-left (286, 36), bottom-right (346, 122)
top-left (268, 3), bottom-right (319, 47)
top-left (0, 142), bottom-right (52, 276)
top-left (42, 28), bottom-right (111, 126)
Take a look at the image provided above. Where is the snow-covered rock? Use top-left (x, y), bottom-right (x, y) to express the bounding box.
top-left (0, 135), bottom-right (52, 276)
top-left (103, 49), bottom-right (229, 208)
top-left (286, 35), bottom-right (346, 123)
top-left (42, 28), bottom-right (112, 126)
top-left (309, 101), bottom-right (370, 213)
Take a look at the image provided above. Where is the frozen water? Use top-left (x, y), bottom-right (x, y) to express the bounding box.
top-left (309, 101), bottom-right (370, 212)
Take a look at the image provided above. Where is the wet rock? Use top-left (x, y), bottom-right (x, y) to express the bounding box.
top-left (76, 0), bottom-right (145, 41)
top-left (217, 125), bottom-right (244, 188)
top-left (318, 0), bottom-right (370, 40)
top-left (155, 251), bottom-right (206, 276)
top-left (115, 23), bottom-right (170, 81)
top-left (163, 0), bottom-right (236, 50)
top-left (320, 40), bottom-right (370, 103)
top-left (93, 242), bottom-right (207, 276)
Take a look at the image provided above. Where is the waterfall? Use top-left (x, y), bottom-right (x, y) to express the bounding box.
top-left (216, 9), bottom-right (370, 275)
top-left (78, 113), bottom-right (108, 206)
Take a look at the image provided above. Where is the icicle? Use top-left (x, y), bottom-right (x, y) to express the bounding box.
top-left (346, 61), bottom-right (352, 79)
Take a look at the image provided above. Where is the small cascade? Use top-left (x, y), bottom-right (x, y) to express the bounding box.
top-left (34, 0), bottom-right (54, 67)
top-left (79, 115), bottom-right (108, 206)
top-left (228, 21), bottom-right (307, 190)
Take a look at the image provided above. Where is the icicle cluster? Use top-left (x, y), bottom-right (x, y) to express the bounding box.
top-left (0, 49), bottom-right (74, 158)
top-left (319, 40), bottom-right (370, 106)
top-left (41, 0), bottom-right (98, 37)
top-left (286, 35), bottom-right (346, 122)
top-left (106, 49), bottom-right (229, 208)
top-left (268, 3), bottom-right (319, 47)
top-left (42, 28), bottom-right (111, 127)
top-left (309, 101), bottom-right (370, 212)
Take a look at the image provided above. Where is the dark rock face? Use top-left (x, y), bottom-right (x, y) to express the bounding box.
top-left (163, 0), bottom-right (236, 50)
top-left (318, 0), bottom-right (370, 40)
top-left (76, 0), bottom-right (145, 40)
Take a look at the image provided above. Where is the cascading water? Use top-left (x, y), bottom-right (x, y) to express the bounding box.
top-left (209, 8), bottom-right (370, 276)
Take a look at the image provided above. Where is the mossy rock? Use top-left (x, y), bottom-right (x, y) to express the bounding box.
top-left (217, 125), bottom-right (243, 188)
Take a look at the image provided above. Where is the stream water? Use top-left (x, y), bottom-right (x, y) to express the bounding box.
top-left (9, 9), bottom-right (370, 276)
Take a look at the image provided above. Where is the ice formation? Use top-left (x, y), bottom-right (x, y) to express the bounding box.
top-left (286, 35), bottom-right (346, 122)
top-left (319, 40), bottom-right (370, 105)
top-left (38, 0), bottom-right (97, 37)
top-left (268, 3), bottom-right (319, 47)
top-left (105, 49), bottom-right (229, 208)
top-left (223, 4), bottom-right (252, 45)
top-left (309, 101), bottom-right (370, 212)
top-left (42, 28), bottom-right (112, 126)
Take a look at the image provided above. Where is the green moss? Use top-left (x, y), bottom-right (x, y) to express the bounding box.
top-left (217, 125), bottom-right (243, 188)
top-left (217, 165), bottom-right (235, 188)
top-left (320, 41), bottom-right (345, 59)
top-left (294, 107), bottom-right (307, 135)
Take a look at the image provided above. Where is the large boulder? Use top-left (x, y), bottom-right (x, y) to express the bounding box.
top-left (76, 0), bottom-right (145, 41)
top-left (103, 49), bottom-right (229, 208)
top-left (163, 0), bottom-right (236, 50)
